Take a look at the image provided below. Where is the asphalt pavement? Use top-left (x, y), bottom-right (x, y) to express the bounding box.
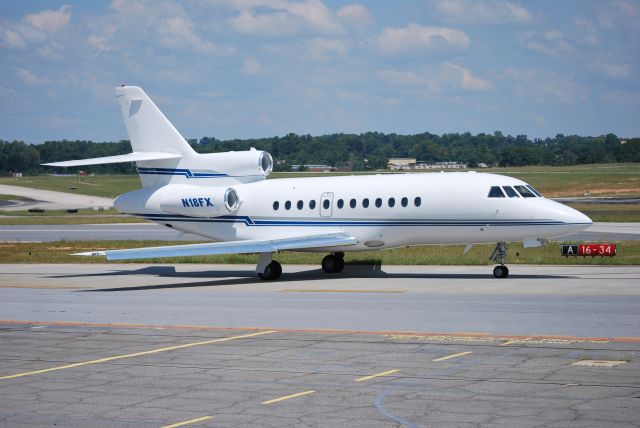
top-left (1, 264), bottom-right (639, 427)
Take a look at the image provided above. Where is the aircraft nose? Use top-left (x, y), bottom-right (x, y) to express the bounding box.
top-left (553, 201), bottom-right (592, 230)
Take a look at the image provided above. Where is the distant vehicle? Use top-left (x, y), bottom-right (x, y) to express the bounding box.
top-left (44, 86), bottom-right (592, 279)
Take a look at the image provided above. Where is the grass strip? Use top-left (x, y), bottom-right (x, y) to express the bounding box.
top-left (1, 240), bottom-right (638, 265)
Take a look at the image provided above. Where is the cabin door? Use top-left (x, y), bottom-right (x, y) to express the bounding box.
top-left (320, 192), bottom-right (333, 217)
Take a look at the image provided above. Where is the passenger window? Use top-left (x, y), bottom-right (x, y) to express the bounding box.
top-left (285, 200), bottom-right (292, 210)
top-left (401, 197), bottom-right (408, 207)
top-left (273, 201), bottom-right (279, 210)
top-left (502, 186), bottom-right (519, 198)
top-left (414, 197), bottom-right (421, 207)
top-left (309, 200), bottom-right (316, 210)
top-left (375, 198), bottom-right (382, 208)
top-left (526, 185), bottom-right (543, 197)
top-left (514, 185), bottom-right (535, 198)
top-left (388, 197), bottom-right (395, 207)
top-left (297, 200), bottom-right (303, 210)
top-left (337, 199), bottom-right (344, 209)
top-left (362, 198), bottom-right (370, 208)
top-left (488, 186), bottom-right (505, 198)
top-left (350, 198), bottom-right (356, 208)
top-left (323, 199), bottom-right (330, 209)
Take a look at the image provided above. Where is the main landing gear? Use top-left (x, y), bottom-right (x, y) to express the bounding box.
top-left (256, 252), bottom-right (346, 280)
top-left (256, 253), bottom-right (282, 280)
top-left (490, 242), bottom-right (509, 278)
top-left (321, 252), bottom-right (345, 274)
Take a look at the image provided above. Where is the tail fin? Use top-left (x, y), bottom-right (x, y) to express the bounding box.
top-left (115, 86), bottom-right (195, 156)
top-left (44, 86), bottom-right (269, 189)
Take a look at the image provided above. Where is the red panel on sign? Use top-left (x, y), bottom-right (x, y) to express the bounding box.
top-left (577, 243), bottom-right (617, 257)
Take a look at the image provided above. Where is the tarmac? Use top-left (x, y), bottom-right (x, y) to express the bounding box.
top-left (0, 184), bottom-right (113, 211)
top-left (1, 264), bottom-right (639, 427)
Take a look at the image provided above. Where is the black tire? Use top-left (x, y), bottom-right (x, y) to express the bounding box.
top-left (322, 255), bottom-right (344, 273)
top-left (258, 261), bottom-right (282, 280)
top-left (493, 265), bottom-right (509, 278)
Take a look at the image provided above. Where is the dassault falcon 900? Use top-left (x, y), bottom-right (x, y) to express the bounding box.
top-left (44, 86), bottom-right (592, 280)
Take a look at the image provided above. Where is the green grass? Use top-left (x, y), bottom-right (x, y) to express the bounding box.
top-left (2, 240), bottom-right (638, 265)
top-left (0, 175), bottom-right (141, 199)
top-left (0, 194), bottom-right (27, 201)
top-left (0, 164), bottom-right (637, 226)
top-left (2, 163), bottom-right (638, 199)
top-left (563, 203), bottom-right (640, 222)
top-left (0, 216), bottom-right (147, 225)
top-left (481, 163), bottom-right (640, 197)
top-left (0, 207), bottom-right (148, 225)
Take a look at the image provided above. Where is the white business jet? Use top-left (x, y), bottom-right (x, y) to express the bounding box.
top-left (44, 86), bottom-right (592, 279)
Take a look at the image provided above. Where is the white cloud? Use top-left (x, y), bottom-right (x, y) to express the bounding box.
top-left (0, 86), bottom-right (17, 99)
top-left (158, 16), bottom-right (217, 54)
top-left (378, 63), bottom-right (492, 93)
top-left (337, 4), bottom-right (373, 30)
top-left (518, 30), bottom-right (572, 55)
top-left (435, 0), bottom-right (531, 23)
top-left (378, 24), bottom-right (469, 55)
top-left (229, 0), bottom-right (344, 36)
top-left (573, 16), bottom-right (600, 46)
top-left (590, 62), bottom-right (631, 79)
top-left (98, 0), bottom-right (231, 57)
top-left (25, 5), bottom-right (71, 33)
top-left (502, 68), bottom-right (587, 103)
top-left (308, 37), bottom-right (349, 61)
top-left (242, 56), bottom-right (264, 74)
top-left (16, 68), bottom-right (48, 86)
top-left (445, 63), bottom-right (494, 91)
top-left (1, 5), bottom-right (71, 49)
top-left (87, 34), bottom-right (114, 53)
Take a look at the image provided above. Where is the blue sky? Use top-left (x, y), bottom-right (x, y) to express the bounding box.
top-left (1, 0), bottom-right (639, 143)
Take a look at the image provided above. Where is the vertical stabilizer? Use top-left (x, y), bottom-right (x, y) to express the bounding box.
top-left (115, 86), bottom-right (195, 156)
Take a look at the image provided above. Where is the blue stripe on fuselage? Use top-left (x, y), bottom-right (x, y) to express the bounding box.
top-left (129, 212), bottom-right (571, 227)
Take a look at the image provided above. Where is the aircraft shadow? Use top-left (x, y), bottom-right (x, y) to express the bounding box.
top-left (64, 264), bottom-right (572, 292)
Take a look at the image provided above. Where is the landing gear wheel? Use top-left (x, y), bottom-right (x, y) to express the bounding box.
top-left (258, 261), bottom-right (282, 280)
top-left (322, 254), bottom-right (345, 273)
top-left (493, 265), bottom-right (509, 278)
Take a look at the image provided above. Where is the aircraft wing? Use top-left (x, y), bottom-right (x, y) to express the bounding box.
top-left (73, 232), bottom-right (357, 261)
top-left (42, 151), bottom-right (182, 167)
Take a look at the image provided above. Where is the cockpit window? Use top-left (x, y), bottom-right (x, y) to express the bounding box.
top-left (514, 185), bottom-right (536, 198)
top-left (526, 185), bottom-right (543, 197)
top-left (502, 186), bottom-right (519, 198)
top-left (488, 186), bottom-right (505, 198)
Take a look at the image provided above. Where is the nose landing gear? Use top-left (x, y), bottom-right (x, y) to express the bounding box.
top-left (490, 242), bottom-right (509, 278)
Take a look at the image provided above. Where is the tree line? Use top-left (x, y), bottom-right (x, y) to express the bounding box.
top-left (1, 131), bottom-right (639, 174)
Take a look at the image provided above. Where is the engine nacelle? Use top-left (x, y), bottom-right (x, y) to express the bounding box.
top-left (196, 148), bottom-right (273, 178)
top-left (159, 185), bottom-right (240, 217)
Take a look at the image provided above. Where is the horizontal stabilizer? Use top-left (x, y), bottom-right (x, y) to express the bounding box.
top-left (73, 232), bottom-right (357, 261)
top-left (42, 151), bottom-right (182, 167)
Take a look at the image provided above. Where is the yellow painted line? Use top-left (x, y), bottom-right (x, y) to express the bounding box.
top-left (262, 390), bottom-right (316, 405)
top-left (355, 369), bottom-right (401, 382)
top-left (432, 351), bottom-right (472, 362)
top-left (279, 289), bottom-right (406, 293)
top-left (162, 415), bottom-right (213, 428)
top-left (0, 330), bottom-right (276, 380)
